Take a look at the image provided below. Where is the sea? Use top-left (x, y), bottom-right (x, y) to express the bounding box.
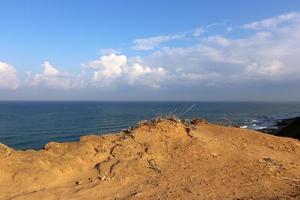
top-left (1, 101), bottom-right (300, 150)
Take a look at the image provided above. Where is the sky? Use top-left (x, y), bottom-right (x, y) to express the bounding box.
top-left (1, 0), bottom-right (300, 101)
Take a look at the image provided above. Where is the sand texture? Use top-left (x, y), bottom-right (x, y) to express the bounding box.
top-left (0, 118), bottom-right (300, 200)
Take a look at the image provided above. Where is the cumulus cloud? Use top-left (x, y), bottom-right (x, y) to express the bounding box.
top-left (84, 54), bottom-right (167, 88)
top-left (0, 61), bottom-right (20, 90)
top-left (29, 61), bottom-right (80, 90)
top-left (127, 63), bottom-right (167, 88)
top-left (243, 12), bottom-right (300, 30)
top-left (84, 54), bottom-right (127, 84)
top-left (132, 33), bottom-right (185, 50)
top-left (43, 61), bottom-right (59, 76)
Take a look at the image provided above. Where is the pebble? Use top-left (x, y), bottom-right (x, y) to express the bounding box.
top-left (75, 181), bottom-right (82, 185)
top-left (97, 176), bottom-right (111, 181)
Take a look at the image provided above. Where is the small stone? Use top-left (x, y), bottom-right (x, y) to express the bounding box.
top-left (88, 177), bottom-right (94, 182)
top-left (75, 181), bottom-right (82, 185)
top-left (211, 153), bottom-right (218, 158)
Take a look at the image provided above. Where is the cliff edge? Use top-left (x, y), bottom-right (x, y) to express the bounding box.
top-left (0, 118), bottom-right (299, 200)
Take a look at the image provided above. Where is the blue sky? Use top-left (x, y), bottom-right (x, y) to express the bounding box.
top-left (1, 0), bottom-right (300, 101)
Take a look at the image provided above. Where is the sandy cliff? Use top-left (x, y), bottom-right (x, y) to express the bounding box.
top-left (0, 118), bottom-right (299, 200)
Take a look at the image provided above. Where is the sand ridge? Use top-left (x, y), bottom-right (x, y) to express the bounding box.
top-left (0, 118), bottom-right (299, 200)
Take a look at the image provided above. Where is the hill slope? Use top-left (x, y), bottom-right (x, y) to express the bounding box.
top-left (0, 119), bottom-right (299, 200)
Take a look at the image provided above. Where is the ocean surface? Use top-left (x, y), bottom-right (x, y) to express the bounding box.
top-left (1, 101), bottom-right (300, 150)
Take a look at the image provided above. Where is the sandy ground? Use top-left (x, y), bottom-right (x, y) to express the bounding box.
top-left (0, 118), bottom-right (299, 200)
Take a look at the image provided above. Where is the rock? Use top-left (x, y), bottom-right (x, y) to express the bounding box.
top-left (75, 181), bottom-right (82, 185)
top-left (211, 153), bottom-right (218, 158)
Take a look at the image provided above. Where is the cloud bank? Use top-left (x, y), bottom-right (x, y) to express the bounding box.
top-left (1, 12), bottom-right (300, 100)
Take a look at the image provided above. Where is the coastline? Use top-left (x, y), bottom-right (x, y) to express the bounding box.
top-left (1, 101), bottom-right (300, 150)
top-left (259, 116), bottom-right (300, 140)
top-left (0, 118), bottom-right (299, 199)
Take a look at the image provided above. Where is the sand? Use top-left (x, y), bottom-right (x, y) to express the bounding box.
top-left (0, 118), bottom-right (299, 200)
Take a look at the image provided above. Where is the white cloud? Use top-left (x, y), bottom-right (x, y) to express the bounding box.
top-left (84, 54), bottom-right (127, 83)
top-left (129, 63), bottom-right (153, 77)
top-left (0, 62), bottom-right (20, 90)
top-left (43, 61), bottom-right (59, 76)
top-left (3, 12), bottom-right (300, 97)
top-left (246, 60), bottom-right (283, 76)
top-left (84, 54), bottom-right (167, 88)
top-left (206, 21), bottom-right (228, 29)
top-left (140, 14), bottom-right (300, 84)
top-left (127, 63), bottom-right (167, 88)
top-left (205, 35), bottom-right (231, 47)
top-left (243, 12), bottom-right (300, 30)
top-left (29, 61), bottom-right (80, 90)
top-left (193, 27), bottom-right (205, 37)
top-left (132, 33), bottom-right (185, 50)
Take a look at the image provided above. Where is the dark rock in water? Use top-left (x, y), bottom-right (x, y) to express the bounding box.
top-left (260, 117), bottom-right (300, 140)
top-left (276, 117), bottom-right (300, 139)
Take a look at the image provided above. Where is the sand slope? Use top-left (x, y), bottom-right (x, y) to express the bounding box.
top-left (0, 119), bottom-right (299, 200)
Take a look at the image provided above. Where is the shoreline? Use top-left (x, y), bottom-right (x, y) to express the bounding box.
top-left (1, 114), bottom-right (299, 151)
top-left (0, 118), bottom-right (299, 199)
top-left (1, 115), bottom-right (299, 151)
top-left (1, 101), bottom-right (300, 150)
top-left (259, 116), bottom-right (300, 140)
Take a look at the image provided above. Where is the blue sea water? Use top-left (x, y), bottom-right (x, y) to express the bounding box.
top-left (0, 101), bottom-right (300, 150)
